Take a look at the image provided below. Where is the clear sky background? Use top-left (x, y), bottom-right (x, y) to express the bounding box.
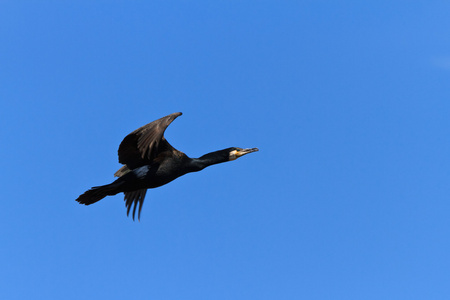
top-left (2, 1), bottom-right (450, 299)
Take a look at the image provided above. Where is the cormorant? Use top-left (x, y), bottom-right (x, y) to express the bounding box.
top-left (76, 112), bottom-right (258, 220)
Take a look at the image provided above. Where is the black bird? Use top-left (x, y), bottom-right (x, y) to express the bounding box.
top-left (76, 112), bottom-right (258, 220)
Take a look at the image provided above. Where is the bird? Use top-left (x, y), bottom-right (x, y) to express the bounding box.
top-left (76, 112), bottom-right (258, 220)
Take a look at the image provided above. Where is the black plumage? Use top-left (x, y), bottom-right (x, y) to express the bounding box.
top-left (76, 112), bottom-right (258, 220)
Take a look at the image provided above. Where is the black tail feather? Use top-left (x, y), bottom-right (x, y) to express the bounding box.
top-left (76, 182), bottom-right (121, 205)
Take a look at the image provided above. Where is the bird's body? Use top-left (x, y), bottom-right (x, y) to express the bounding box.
top-left (121, 152), bottom-right (191, 190)
top-left (76, 112), bottom-right (258, 220)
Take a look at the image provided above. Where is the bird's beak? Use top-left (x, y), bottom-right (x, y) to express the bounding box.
top-left (237, 147), bottom-right (259, 157)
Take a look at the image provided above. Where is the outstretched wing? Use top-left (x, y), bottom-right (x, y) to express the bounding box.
top-left (117, 112), bottom-right (182, 170)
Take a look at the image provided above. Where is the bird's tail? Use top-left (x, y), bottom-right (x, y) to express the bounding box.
top-left (76, 182), bottom-right (122, 205)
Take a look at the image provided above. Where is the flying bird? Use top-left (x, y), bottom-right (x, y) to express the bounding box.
top-left (76, 112), bottom-right (258, 220)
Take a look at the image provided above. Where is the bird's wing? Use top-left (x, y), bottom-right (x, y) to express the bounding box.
top-left (124, 189), bottom-right (147, 221)
top-left (114, 165), bottom-right (130, 177)
top-left (117, 112), bottom-right (182, 169)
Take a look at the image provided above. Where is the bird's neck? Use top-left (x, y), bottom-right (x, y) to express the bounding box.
top-left (187, 150), bottom-right (229, 172)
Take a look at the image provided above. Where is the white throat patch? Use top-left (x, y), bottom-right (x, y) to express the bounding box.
top-left (229, 150), bottom-right (238, 161)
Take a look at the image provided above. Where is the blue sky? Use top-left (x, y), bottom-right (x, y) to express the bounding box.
top-left (2, 1), bottom-right (450, 299)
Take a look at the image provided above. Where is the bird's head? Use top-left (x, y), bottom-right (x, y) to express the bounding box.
top-left (228, 147), bottom-right (259, 161)
top-left (189, 147), bottom-right (259, 172)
